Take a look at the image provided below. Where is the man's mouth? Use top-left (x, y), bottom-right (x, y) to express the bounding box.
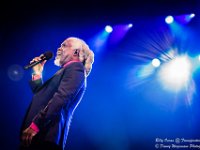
top-left (55, 54), bottom-right (61, 59)
top-left (56, 51), bottom-right (62, 56)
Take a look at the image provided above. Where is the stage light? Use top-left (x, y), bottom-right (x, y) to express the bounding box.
top-left (7, 64), bottom-right (24, 81)
top-left (184, 13), bottom-right (196, 23)
top-left (158, 55), bottom-right (192, 92)
top-left (128, 23), bottom-right (133, 28)
top-left (198, 55), bottom-right (200, 61)
top-left (152, 58), bottom-right (160, 67)
top-left (190, 13), bottom-right (195, 18)
top-left (175, 14), bottom-right (195, 24)
top-left (105, 25), bottom-right (113, 33)
top-left (165, 16), bottom-right (174, 24)
top-left (108, 24), bottom-right (132, 45)
top-left (90, 25), bottom-right (113, 52)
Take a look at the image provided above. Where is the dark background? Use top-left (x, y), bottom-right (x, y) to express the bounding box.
top-left (1, 0), bottom-right (200, 150)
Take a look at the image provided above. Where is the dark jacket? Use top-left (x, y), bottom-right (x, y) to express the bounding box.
top-left (20, 62), bottom-right (86, 149)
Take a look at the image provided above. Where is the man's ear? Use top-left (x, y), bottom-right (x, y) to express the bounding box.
top-left (74, 49), bottom-right (79, 55)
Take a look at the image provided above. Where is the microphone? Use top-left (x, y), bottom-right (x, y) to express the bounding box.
top-left (24, 51), bottom-right (54, 70)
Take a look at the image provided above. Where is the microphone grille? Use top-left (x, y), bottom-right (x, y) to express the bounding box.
top-left (44, 51), bottom-right (54, 60)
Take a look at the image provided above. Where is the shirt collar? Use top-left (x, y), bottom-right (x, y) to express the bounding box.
top-left (62, 60), bottom-right (81, 68)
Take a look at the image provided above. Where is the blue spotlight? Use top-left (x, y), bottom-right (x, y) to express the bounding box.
top-left (184, 13), bottom-right (195, 23)
top-left (105, 25), bottom-right (113, 33)
top-left (190, 13), bottom-right (195, 18)
top-left (152, 58), bottom-right (160, 67)
top-left (165, 16), bottom-right (174, 24)
top-left (128, 23), bottom-right (133, 28)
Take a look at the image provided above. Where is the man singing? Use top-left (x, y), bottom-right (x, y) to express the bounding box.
top-left (20, 37), bottom-right (94, 150)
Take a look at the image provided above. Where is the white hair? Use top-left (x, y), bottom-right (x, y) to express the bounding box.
top-left (67, 37), bottom-right (94, 77)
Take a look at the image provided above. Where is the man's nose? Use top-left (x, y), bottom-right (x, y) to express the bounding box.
top-left (57, 48), bottom-right (62, 51)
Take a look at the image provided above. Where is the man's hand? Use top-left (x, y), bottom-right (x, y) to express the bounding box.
top-left (30, 56), bottom-right (47, 75)
top-left (21, 127), bottom-right (37, 147)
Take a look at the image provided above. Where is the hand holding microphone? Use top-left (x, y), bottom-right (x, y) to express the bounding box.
top-left (24, 51), bottom-right (53, 75)
top-left (31, 55), bottom-right (46, 75)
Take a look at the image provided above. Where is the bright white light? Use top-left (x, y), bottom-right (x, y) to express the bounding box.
top-left (105, 25), bottom-right (113, 33)
top-left (190, 13), bottom-right (195, 18)
top-left (165, 16), bottom-right (174, 24)
top-left (128, 23), bottom-right (133, 28)
top-left (137, 64), bottom-right (155, 79)
top-left (158, 55), bottom-right (192, 92)
top-left (198, 55), bottom-right (200, 61)
top-left (152, 58), bottom-right (161, 67)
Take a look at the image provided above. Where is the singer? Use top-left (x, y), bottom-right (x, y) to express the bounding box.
top-left (19, 37), bottom-right (94, 150)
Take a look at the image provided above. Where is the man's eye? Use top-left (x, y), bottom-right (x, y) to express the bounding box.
top-left (62, 44), bottom-right (67, 47)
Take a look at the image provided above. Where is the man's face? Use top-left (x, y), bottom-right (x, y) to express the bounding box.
top-left (54, 39), bottom-right (74, 66)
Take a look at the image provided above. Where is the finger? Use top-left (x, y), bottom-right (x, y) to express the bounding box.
top-left (41, 60), bottom-right (47, 66)
top-left (28, 134), bottom-right (33, 146)
top-left (21, 133), bottom-right (27, 147)
top-left (30, 57), bottom-right (42, 63)
top-left (22, 130), bottom-right (28, 145)
top-left (40, 54), bottom-right (44, 57)
top-left (25, 133), bottom-right (30, 147)
top-left (30, 60), bottom-right (35, 64)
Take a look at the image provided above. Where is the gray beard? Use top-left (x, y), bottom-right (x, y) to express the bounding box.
top-left (54, 54), bottom-right (72, 67)
top-left (54, 57), bottom-right (61, 67)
